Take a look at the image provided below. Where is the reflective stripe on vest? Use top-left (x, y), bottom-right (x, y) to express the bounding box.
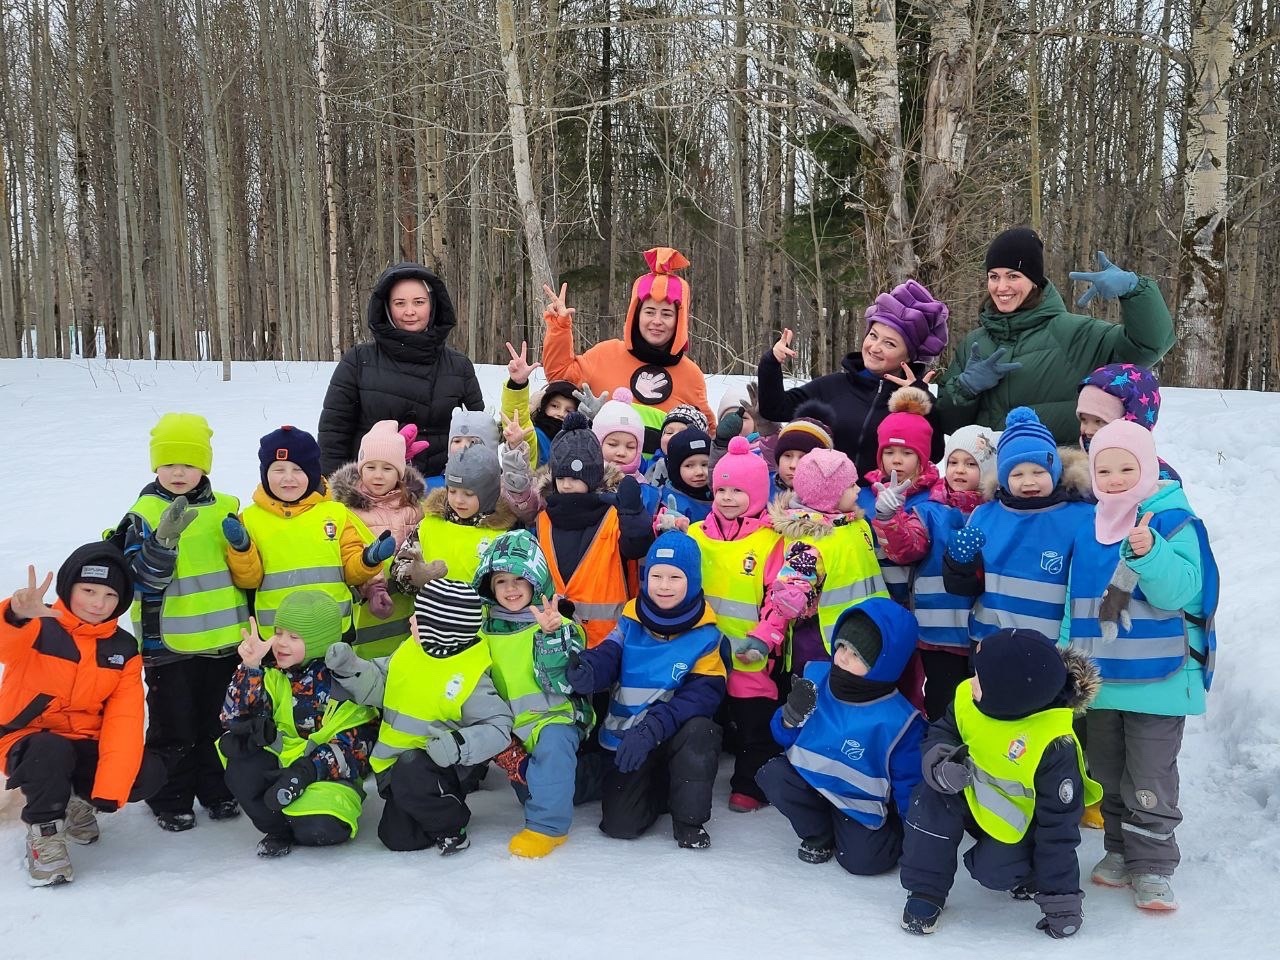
top-left (483, 622), bottom-right (582, 750)
top-left (688, 524), bottom-right (777, 673)
top-left (911, 505), bottom-right (971, 649)
top-left (242, 501), bottom-right (357, 637)
top-left (538, 508), bottom-right (633, 649)
top-left (129, 492), bottom-right (249, 654)
top-left (370, 639), bottom-right (491, 774)
top-left (809, 520), bottom-right (889, 652)
top-left (347, 515), bottom-right (411, 657)
top-left (785, 745), bottom-right (889, 813)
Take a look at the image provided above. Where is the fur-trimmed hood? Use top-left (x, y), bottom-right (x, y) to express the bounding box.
top-left (1061, 646), bottom-right (1100, 716)
top-left (981, 444), bottom-right (1092, 501)
top-left (327, 460), bottom-right (426, 511)
top-left (422, 485), bottom-right (519, 530)
top-left (533, 461), bottom-right (625, 496)
top-left (766, 491), bottom-right (864, 540)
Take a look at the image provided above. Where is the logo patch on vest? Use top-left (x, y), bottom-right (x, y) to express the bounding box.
top-left (671, 661), bottom-right (689, 682)
top-left (1006, 736), bottom-right (1028, 763)
top-left (1040, 550), bottom-right (1064, 575)
top-left (1058, 778), bottom-right (1074, 805)
top-left (324, 520), bottom-right (337, 541)
top-left (445, 674), bottom-right (465, 700)
top-left (742, 552), bottom-right (756, 575)
top-left (841, 739), bottom-right (864, 761)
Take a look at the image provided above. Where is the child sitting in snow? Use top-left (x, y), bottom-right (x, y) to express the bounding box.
top-left (899, 628), bottom-right (1099, 938)
top-left (330, 419), bottom-right (429, 657)
top-left (2, 545), bottom-right (165, 886)
top-left (567, 532), bottom-right (726, 849)
top-left (757, 598), bottom-right (925, 874)
top-left (1063, 419), bottom-right (1219, 912)
top-left (325, 580), bottom-right (514, 854)
top-left (218, 591), bottom-right (378, 858)
top-left (473, 531), bottom-right (591, 858)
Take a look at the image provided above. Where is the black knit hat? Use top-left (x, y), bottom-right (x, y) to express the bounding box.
top-left (985, 227), bottom-right (1048, 288)
top-left (833, 609), bottom-right (882, 669)
top-left (56, 542), bottom-right (134, 621)
top-left (549, 412), bottom-right (605, 490)
top-left (972, 628), bottom-right (1067, 720)
top-left (414, 579), bottom-right (485, 658)
top-left (258, 425), bottom-right (324, 499)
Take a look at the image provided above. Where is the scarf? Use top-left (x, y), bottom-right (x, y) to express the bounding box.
top-left (828, 664), bottom-right (897, 703)
top-left (635, 591), bottom-right (707, 637)
top-left (545, 491), bottom-right (610, 530)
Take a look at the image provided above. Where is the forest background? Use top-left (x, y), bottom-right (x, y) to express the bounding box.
top-left (0, 1), bottom-right (1270, 389)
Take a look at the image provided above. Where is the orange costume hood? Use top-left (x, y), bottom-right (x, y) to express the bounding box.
top-left (624, 247), bottom-right (691, 356)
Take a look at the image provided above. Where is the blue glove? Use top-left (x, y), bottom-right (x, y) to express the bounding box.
top-left (947, 526), bottom-right (986, 564)
top-left (565, 649), bottom-right (595, 694)
top-left (615, 475), bottom-right (644, 514)
top-left (613, 723), bottom-right (658, 774)
top-left (1068, 251), bottom-right (1138, 307)
top-left (732, 636), bottom-right (769, 664)
top-left (362, 530), bottom-right (396, 566)
top-left (955, 344), bottom-right (1022, 396)
top-left (222, 514), bottom-right (250, 551)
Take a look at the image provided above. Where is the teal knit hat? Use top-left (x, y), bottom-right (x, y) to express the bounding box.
top-left (274, 590), bottom-right (344, 662)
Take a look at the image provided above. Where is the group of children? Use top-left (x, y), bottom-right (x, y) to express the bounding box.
top-left (0, 353), bottom-right (1216, 941)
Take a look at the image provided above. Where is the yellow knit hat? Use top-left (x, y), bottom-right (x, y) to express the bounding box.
top-left (150, 413), bottom-right (214, 473)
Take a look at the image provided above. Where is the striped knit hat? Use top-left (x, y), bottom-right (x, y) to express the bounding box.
top-left (414, 579), bottom-right (485, 658)
top-left (773, 400), bottom-right (835, 460)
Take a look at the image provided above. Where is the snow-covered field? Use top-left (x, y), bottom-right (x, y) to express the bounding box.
top-left (0, 358), bottom-right (1275, 958)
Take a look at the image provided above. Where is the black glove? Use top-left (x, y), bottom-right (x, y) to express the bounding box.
top-left (923, 742), bottom-right (971, 795)
top-left (264, 760), bottom-right (319, 812)
top-left (615, 475), bottom-right (643, 514)
top-left (1034, 892), bottom-right (1083, 939)
top-left (716, 408), bottom-right (744, 442)
top-left (782, 678), bottom-right (818, 727)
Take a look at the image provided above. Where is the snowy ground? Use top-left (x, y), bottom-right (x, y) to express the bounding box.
top-left (0, 358), bottom-right (1275, 957)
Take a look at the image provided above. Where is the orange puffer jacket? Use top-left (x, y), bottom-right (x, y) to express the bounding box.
top-left (0, 599), bottom-right (144, 807)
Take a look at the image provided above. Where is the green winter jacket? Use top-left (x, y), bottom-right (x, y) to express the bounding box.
top-left (936, 280), bottom-right (1174, 444)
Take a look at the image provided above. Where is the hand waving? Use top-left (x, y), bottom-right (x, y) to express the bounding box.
top-left (772, 328), bottom-right (798, 364)
top-left (542, 282), bottom-right (575, 321)
top-left (883, 362), bottom-right (937, 388)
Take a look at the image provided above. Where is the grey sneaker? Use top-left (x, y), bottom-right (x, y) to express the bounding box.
top-left (1132, 873), bottom-right (1178, 911)
top-left (64, 796), bottom-right (100, 845)
top-left (1090, 851), bottom-right (1129, 887)
top-left (25, 821), bottom-right (73, 887)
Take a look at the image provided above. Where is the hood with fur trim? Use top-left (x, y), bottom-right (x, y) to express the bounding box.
top-left (422, 485), bottom-right (518, 531)
top-left (328, 461), bottom-right (426, 512)
top-left (767, 491), bottom-right (865, 541)
top-left (1060, 646), bottom-right (1100, 716)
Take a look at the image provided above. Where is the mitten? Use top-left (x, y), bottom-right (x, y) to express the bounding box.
top-left (615, 476), bottom-right (643, 514)
top-left (493, 738), bottom-right (530, 786)
top-left (956, 345), bottom-right (1022, 397)
top-left (655, 495), bottom-right (688, 533)
top-left (946, 525), bottom-right (986, 564)
top-left (219, 716), bottom-right (278, 760)
top-left (572, 383), bottom-right (609, 421)
top-left (498, 442), bottom-right (532, 492)
top-left (923, 742), bottom-right (972, 795)
top-left (362, 530), bottom-right (396, 567)
top-left (222, 513), bottom-right (250, 551)
top-left (716, 409), bottom-right (744, 442)
top-left (324, 642), bottom-right (383, 704)
top-left (732, 635), bottom-right (770, 665)
top-left (365, 578), bottom-right (394, 619)
top-left (874, 471), bottom-right (912, 520)
top-left (613, 723), bottom-right (658, 774)
top-left (155, 495), bottom-right (197, 548)
top-left (1068, 250), bottom-right (1138, 306)
top-left (264, 760), bottom-right (318, 812)
top-left (392, 542), bottom-right (448, 591)
top-left (565, 649), bottom-right (595, 693)
top-left (770, 579), bottom-right (814, 620)
top-left (782, 678), bottom-right (818, 727)
top-left (1034, 892), bottom-right (1083, 939)
top-left (399, 424), bottom-right (430, 461)
top-left (426, 732), bottom-right (463, 768)
top-left (746, 618), bottom-right (785, 652)
top-left (1099, 560), bottom-right (1140, 642)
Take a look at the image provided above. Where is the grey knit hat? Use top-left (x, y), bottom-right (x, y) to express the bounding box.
top-left (445, 443), bottom-right (501, 514)
top-left (549, 412), bottom-right (605, 491)
top-left (448, 407), bottom-right (500, 454)
top-left (414, 579), bottom-right (485, 658)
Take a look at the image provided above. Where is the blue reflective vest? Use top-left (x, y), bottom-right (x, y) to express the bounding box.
top-left (911, 504), bottom-right (969, 649)
top-left (657, 485), bottom-right (713, 525)
top-left (786, 660), bottom-right (921, 829)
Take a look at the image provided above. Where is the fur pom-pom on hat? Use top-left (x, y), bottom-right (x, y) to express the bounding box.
top-left (876, 386), bottom-right (935, 471)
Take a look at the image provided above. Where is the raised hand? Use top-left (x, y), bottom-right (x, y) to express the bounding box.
top-left (399, 423), bottom-right (430, 461)
top-left (873, 470), bottom-right (913, 520)
top-left (955, 344), bottom-right (1022, 397)
top-left (883, 362), bottom-right (938, 388)
top-left (1127, 512), bottom-right (1155, 558)
top-left (155, 495), bottom-right (197, 548)
top-left (10, 566), bottom-right (60, 620)
top-left (362, 530), bottom-right (396, 567)
top-left (542, 282), bottom-right (575, 320)
top-left (572, 382), bottom-right (609, 420)
top-left (655, 495), bottom-right (689, 533)
top-left (531, 593), bottom-right (566, 633)
top-left (772, 327), bottom-right (798, 364)
top-left (237, 617), bottom-right (271, 668)
top-left (505, 340), bottom-right (542, 386)
top-left (1068, 250), bottom-right (1138, 307)
top-left (501, 409), bottom-right (534, 448)
top-left (782, 677), bottom-right (818, 727)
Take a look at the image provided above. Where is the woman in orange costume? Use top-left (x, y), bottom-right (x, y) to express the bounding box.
top-left (541, 248), bottom-right (715, 452)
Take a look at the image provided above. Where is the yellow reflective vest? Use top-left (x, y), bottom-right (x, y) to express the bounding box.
top-left (483, 621), bottom-right (586, 750)
top-left (688, 524), bottom-right (779, 673)
top-left (416, 514), bottom-right (499, 586)
top-left (346, 514), bottom-right (412, 659)
top-left (790, 519), bottom-right (888, 653)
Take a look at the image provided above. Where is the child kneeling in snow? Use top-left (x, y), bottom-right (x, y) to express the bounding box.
top-left (325, 580), bottom-right (514, 854)
top-left (899, 628), bottom-right (1100, 938)
top-left (218, 591), bottom-right (379, 858)
top-left (567, 531), bottom-right (726, 849)
top-left (757, 598), bottom-right (925, 874)
top-left (2, 544), bottom-right (166, 886)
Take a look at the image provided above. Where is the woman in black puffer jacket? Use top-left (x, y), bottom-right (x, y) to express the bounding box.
top-left (319, 262), bottom-right (484, 479)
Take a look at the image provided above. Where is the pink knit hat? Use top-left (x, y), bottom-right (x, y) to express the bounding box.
top-left (358, 420), bottom-right (410, 478)
top-left (875, 386), bottom-right (934, 471)
top-left (792, 448), bottom-right (860, 514)
top-left (592, 387), bottom-right (646, 474)
top-left (712, 436), bottom-right (770, 518)
top-left (1076, 384), bottom-right (1127, 425)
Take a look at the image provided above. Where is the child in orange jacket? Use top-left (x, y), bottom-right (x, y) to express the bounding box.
top-left (1, 543), bottom-right (166, 886)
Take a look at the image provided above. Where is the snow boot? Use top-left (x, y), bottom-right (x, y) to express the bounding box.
top-left (439, 830), bottom-right (470, 856)
top-left (901, 894), bottom-right (943, 935)
top-left (64, 796), bottom-right (100, 845)
top-left (1080, 801), bottom-right (1104, 830)
top-left (154, 810), bottom-right (196, 832)
top-left (1091, 851), bottom-right (1130, 888)
top-left (727, 792), bottom-right (766, 813)
top-left (508, 829), bottom-right (566, 859)
top-left (25, 821), bottom-right (73, 887)
top-left (797, 839), bottom-right (834, 864)
top-left (673, 822), bottom-right (711, 849)
top-left (1131, 873), bottom-right (1178, 911)
top-left (206, 800), bottom-right (241, 821)
top-left (256, 834), bottom-right (293, 858)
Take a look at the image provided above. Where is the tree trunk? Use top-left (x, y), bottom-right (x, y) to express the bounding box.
top-left (313, 0), bottom-right (342, 360)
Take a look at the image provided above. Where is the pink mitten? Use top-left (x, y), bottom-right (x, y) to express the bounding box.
top-left (366, 579), bottom-right (394, 619)
top-left (770, 579), bottom-right (814, 620)
top-left (399, 424), bottom-right (430, 461)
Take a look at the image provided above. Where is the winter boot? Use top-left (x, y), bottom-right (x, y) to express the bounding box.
top-left (1091, 851), bottom-right (1130, 888)
top-left (1080, 801), bottom-right (1104, 830)
top-left (154, 810), bottom-right (196, 832)
top-left (1131, 873), bottom-right (1178, 911)
top-left (256, 834), bottom-right (293, 858)
top-left (206, 800), bottom-right (241, 821)
top-left (64, 796), bottom-right (100, 845)
top-left (25, 821), bottom-right (73, 887)
top-left (727, 792), bottom-right (766, 813)
top-left (673, 822), bottom-right (711, 849)
top-left (797, 839), bottom-right (834, 864)
top-left (439, 830), bottom-right (471, 856)
top-left (508, 829), bottom-right (566, 859)
top-left (1010, 884), bottom-right (1037, 901)
top-left (901, 894), bottom-right (943, 935)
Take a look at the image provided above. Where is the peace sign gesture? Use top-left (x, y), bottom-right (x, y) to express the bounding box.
top-left (501, 408), bottom-right (534, 448)
top-left (10, 566), bottom-right (59, 620)
top-left (505, 340), bottom-right (541, 386)
top-left (237, 617), bottom-right (272, 668)
top-left (542, 283), bottom-right (575, 321)
top-left (772, 328), bottom-right (798, 365)
top-left (883, 362), bottom-right (938, 388)
top-left (531, 594), bottom-right (565, 634)
top-left (1127, 512), bottom-right (1156, 558)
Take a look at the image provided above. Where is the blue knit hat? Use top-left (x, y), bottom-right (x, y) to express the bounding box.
top-left (258, 425), bottom-right (324, 498)
top-left (643, 531), bottom-right (702, 598)
top-left (997, 407), bottom-right (1061, 491)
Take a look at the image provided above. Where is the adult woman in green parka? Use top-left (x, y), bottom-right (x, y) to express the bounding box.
top-left (936, 228), bottom-right (1175, 445)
